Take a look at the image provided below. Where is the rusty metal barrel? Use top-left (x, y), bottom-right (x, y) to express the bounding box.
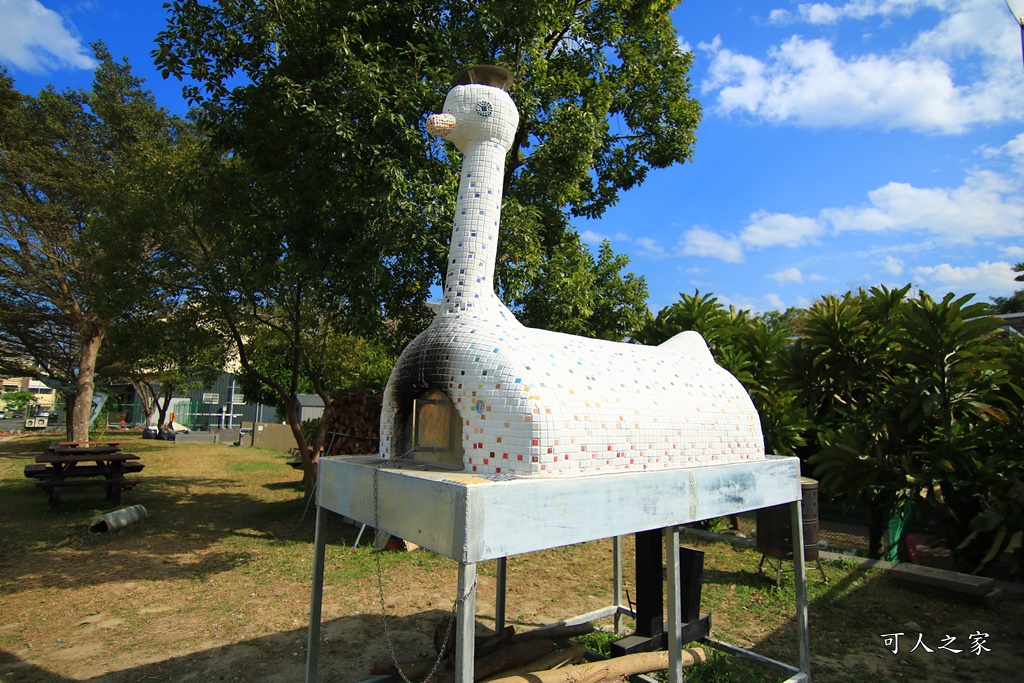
top-left (756, 477), bottom-right (820, 562)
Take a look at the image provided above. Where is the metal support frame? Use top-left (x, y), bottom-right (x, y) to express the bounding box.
top-left (305, 456), bottom-right (811, 683)
top-left (495, 557), bottom-right (507, 631)
top-left (455, 562), bottom-right (477, 682)
top-left (305, 504), bottom-right (327, 683)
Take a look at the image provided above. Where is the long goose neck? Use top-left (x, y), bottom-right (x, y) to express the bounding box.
top-left (442, 139), bottom-right (508, 315)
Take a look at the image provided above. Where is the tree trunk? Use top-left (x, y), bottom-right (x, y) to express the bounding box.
top-left (867, 496), bottom-right (888, 560)
top-left (63, 392), bottom-right (76, 441)
top-left (156, 386), bottom-right (174, 429)
top-left (282, 395), bottom-right (318, 498)
top-left (132, 380), bottom-right (156, 427)
top-left (71, 325), bottom-right (105, 442)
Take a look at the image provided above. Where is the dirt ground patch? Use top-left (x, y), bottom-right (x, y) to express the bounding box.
top-left (1, 435), bottom-right (1021, 682)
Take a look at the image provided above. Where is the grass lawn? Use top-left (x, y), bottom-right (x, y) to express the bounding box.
top-left (0, 434), bottom-right (1021, 682)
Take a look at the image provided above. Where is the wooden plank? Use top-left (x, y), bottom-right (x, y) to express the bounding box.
top-left (36, 453), bottom-right (140, 464)
top-left (36, 479), bottom-right (142, 489)
top-left (23, 464), bottom-right (48, 478)
top-left (26, 462), bottom-right (145, 478)
top-left (49, 446), bottom-right (119, 456)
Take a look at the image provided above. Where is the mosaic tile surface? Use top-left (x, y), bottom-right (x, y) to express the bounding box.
top-left (381, 75), bottom-right (766, 476)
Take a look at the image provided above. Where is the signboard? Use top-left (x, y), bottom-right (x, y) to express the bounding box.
top-left (232, 392), bottom-right (245, 404)
top-left (202, 393), bottom-right (219, 404)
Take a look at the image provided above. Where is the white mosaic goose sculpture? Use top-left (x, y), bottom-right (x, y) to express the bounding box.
top-left (380, 66), bottom-right (765, 476)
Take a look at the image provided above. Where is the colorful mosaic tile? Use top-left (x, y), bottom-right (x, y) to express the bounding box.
top-left (381, 73), bottom-right (766, 476)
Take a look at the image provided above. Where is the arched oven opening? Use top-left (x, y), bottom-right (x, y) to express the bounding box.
top-left (393, 387), bottom-right (464, 470)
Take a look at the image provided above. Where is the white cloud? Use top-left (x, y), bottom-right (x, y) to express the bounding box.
top-left (764, 293), bottom-right (786, 310)
top-left (579, 229), bottom-right (609, 244)
top-left (823, 169), bottom-right (1024, 242)
top-left (777, 1), bottom-right (938, 26)
top-left (1007, 133), bottom-right (1024, 159)
top-left (741, 211), bottom-right (823, 248)
top-left (0, 0), bottom-right (96, 74)
top-left (676, 133), bottom-right (1024, 267)
top-left (882, 255), bottom-right (905, 275)
top-left (700, 1), bottom-right (1024, 133)
top-left (768, 267), bottom-right (805, 284)
top-left (716, 294), bottom-right (762, 312)
top-left (912, 260), bottom-right (1020, 294)
top-left (680, 227), bottom-right (745, 263)
top-left (635, 236), bottom-right (667, 258)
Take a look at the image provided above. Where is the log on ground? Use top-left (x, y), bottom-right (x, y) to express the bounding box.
top-left (484, 647), bottom-right (707, 683)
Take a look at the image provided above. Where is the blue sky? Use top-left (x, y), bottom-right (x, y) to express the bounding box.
top-left (3, 0), bottom-right (1023, 314)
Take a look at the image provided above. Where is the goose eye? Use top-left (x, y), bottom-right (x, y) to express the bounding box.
top-left (476, 101), bottom-right (493, 117)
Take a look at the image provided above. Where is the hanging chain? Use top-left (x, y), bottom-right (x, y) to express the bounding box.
top-left (372, 449), bottom-right (476, 683)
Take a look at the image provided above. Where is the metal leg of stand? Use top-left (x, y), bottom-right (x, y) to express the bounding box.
top-left (613, 536), bottom-right (623, 634)
top-left (817, 557), bottom-right (829, 584)
top-left (305, 504), bottom-right (327, 683)
top-left (790, 499), bottom-right (811, 679)
top-left (456, 561), bottom-right (478, 683)
top-left (495, 557), bottom-right (507, 632)
top-left (665, 526), bottom-right (683, 683)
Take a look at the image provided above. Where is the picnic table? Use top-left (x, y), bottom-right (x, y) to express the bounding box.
top-left (24, 442), bottom-right (144, 511)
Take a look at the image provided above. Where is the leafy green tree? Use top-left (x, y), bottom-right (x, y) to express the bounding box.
top-left (1, 390), bottom-right (36, 414)
top-left (0, 47), bottom-right (185, 441)
top-left (991, 262), bottom-right (1024, 314)
top-left (799, 287), bottom-right (1023, 572)
top-left (515, 238), bottom-right (649, 340)
top-left (155, 0), bottom-right (701, 488)
top-left (794, 286), bottom-right (912, 558)
top-left (102, 306), bottom-right (230, 429)
top-left (236, 323), bottom-right (394, 471)
top-left (891, 293), bottom-right (1018, 574)
top-left (757, 307), bottom-right (803, 335)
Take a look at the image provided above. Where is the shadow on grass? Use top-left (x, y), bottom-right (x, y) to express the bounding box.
top-left (696, 546), bottom-right (1024, 682)
top-left (0, 609), bottom-right (450, 683)
top-left (0, 472), bottom-right (357, 594)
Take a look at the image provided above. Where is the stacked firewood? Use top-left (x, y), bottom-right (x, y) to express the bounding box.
top-left (369, 619), bottom-right (707, 682)
top-left (319, 388), bottom-right (383, 455)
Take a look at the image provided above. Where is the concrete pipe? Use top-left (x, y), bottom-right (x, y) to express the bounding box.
top-left (89, 504), bottom-right (148, 533)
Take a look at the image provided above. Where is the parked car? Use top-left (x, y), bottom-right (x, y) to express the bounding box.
top-left (0, 409), bottom-right (6, 419)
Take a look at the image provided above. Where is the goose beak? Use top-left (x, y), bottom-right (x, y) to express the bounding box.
top-left (427, 112), bottom-right (457, 138)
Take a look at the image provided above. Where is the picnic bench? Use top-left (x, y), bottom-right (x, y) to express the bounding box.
top-left (24, 442), bottom-right (144, 510)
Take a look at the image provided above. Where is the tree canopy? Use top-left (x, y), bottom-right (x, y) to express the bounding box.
top-left (0, 45), bottom-right (186, 440)
top-left (153, 0), bottom-right (698, 488)
top-left (155, 0), bottom-right (695, 331)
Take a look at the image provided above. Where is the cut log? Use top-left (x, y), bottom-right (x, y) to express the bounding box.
top-left (434, 617), bottom-right (515, 658)
top-left (318, 388), bottom-right (383, 455)
top-left (368, 656), bottom-right (439, 677)
top-left (513, 622), bottom-right (594, 642)
top-left (484, 647), bottom-right (707, 683)
top-left (434, 615), bottom-right (456, 656)
top-left (476, 626), bottom-right (517, 657)
top-left (431, 639), bottom-right (557, 683)
top-left (481, 643), bottom-right (587, 682)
